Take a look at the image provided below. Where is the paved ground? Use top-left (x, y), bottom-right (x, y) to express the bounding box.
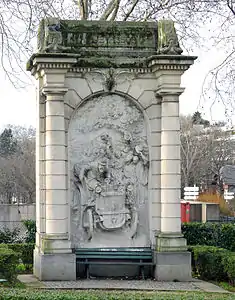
top-left (18, 275), bottom-right (230, 293)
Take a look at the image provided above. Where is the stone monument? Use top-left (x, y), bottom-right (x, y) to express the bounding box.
top-left (27, 19), bottom-right (196, 281)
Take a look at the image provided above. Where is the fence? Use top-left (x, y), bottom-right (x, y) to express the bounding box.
top-left (0, 204), bottom-right (35, 230)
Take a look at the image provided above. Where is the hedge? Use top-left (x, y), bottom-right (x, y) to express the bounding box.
top-left (22, 220), bottom-right (36, 243)
top-left (0, 247), bottom-right (19, 282)
top-left (6, 244), bottom-right (34, 266)
top-left (0, 227), bottom-right (22, 244)
top-left (0, 244), bottom-right (34, 274)
top-left (182, 223), bottom-right (235, 251)
top-left (190, 245), bottom-right (235, 285)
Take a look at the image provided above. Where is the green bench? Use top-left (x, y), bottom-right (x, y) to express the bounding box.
top-left (75, 247), bottom-right (154, 279)
top-left (0, 277), bottom-right (7, 283)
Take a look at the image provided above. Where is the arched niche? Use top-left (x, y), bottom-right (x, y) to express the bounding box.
top-left (68, 93), bottom-right (150, 248)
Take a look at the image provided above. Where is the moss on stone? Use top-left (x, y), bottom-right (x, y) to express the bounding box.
top-left (26, 19), bottom-right (185, 71)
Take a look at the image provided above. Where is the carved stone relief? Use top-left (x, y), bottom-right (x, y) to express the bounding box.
top-left (157, 20), bottom-right (183, 55)
top-left (84, 68), bottom-right (136, 92)
top-left (69, 94), bottom-right (149, 248)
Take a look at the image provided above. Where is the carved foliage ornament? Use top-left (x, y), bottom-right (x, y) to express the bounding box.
top-left (84, 68), bottom-right (136, 92)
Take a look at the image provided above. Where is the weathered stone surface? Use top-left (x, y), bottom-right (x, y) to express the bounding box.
top-left (157, 20), bottom-right (183, 55)
top-left (156, 234), bottom-right (188, 252)
top-left (37, 19), bottom-right (158, 55)
top-left (64, 90), bottom-right (82, 109)
top-left (26, 19), bottom-right (195, 71)
top-left (154, 252), bottom-right (192, 281)
top-left (65, 78), bottom-right (91, 99)
top-left (69, 94), bottom-right (150, 248)
top-left (34, 250), bottom-right (76, 281)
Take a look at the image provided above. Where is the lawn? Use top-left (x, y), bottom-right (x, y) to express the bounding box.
top-left (0, 289), bottom-right (234, 300)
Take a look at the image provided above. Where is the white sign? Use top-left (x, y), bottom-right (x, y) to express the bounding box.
top-left (184, 191), bottom-right (199, 196)
top-left (184, 195), bottom-right (198, 200)
top-left (184, 186), bottom-right (199, 201)
top-left (184, 187), bottom-right (199, 192)
top-left (224, 191), bottom-right (234, 200)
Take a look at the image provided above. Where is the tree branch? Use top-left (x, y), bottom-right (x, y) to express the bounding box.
top-left (227, 0), bottom-right (235, 16)
top-left (100, 0), bottom-right (117, 20)
top-left (123, 0), bottom-right (139, 21)
top-left (110, 0), bottom-right (121, 21)
top-left (77, 0), bottom-right (88, 20)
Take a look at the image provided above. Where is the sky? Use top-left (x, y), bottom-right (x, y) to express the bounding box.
top-left (180, 47), bottom-right (235, 125)
top-left (0, 25), bottom-right (234, 130)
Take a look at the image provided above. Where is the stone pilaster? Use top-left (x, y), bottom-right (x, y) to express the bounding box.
top-left (35, 75), bottom-right (46, 247)
top-left (156, 91), bottom-right (188, 252)
top-left (42, 87), bottom-right (70, 246)
top-left (149, 56), bottom-right (196, 281)
top-left (30, 57), bottom-right (77, 280)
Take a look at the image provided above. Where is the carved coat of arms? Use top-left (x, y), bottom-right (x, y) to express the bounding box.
top-left (73, 131), bottom-right (148, 241)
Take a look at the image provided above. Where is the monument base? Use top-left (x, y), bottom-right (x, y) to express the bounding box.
top-left (154, 234), bottom-right (191, 281)
top-left (154, 251), bottom-right (192, 281)
top-left (156, 233), bottom-right (188, 252)
top-left (34, 248), bottom-right (76, 281)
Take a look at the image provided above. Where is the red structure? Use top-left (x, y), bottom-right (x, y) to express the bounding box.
top-left (181, 202), bottom-right (190, 223)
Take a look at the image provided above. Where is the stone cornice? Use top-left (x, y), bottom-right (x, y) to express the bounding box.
top-left (27, 53), bottom-right (197, 76)
top-left (68, 66), bottom-right (153, 75)
top-left (27, 55), bottom-right (77, 76)
top-left (148, 55), bottom-right (197, 72)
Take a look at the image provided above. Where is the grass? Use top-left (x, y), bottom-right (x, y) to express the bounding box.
top-left (216, 282), bottom-right (235, 293)
top-left (0, 280), bottom-right (26, 288)
top-left (0, 289), bottom-right (234, 300)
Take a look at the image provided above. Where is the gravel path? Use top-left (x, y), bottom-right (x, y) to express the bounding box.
top-left (42, 279), bottom-right (200, 291)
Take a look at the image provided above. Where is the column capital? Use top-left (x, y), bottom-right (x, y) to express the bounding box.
top-left (155, 87), bottom-right (185, 102)
top-left (42, 86), bottom-right (68, 96)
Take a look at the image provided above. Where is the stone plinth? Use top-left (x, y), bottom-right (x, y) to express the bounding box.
top-left (27, 18), bottom-right (196, 281)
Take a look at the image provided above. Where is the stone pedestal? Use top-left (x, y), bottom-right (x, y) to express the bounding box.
top-left (154, 234), bottom-right (191, 281)
top-left (154, 251), bottom-right (192, 281)
top-left (34, 248), bottom-right (76, 281)
top-left (28, 18), bottom-right (196, 281)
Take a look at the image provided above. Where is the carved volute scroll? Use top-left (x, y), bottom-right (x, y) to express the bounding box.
top-left (69, 94), bottom-right (150, 248)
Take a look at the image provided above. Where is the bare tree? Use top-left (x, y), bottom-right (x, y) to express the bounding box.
top-left (180, 115), bottom-right (209, 187)
top-left (0, 125), bottom-right (35, 204)
top-left (180, 115), bottom-right (235, 190)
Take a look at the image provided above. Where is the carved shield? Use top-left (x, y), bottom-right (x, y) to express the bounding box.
top-left (95, 191), bottom-right (129, 230)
